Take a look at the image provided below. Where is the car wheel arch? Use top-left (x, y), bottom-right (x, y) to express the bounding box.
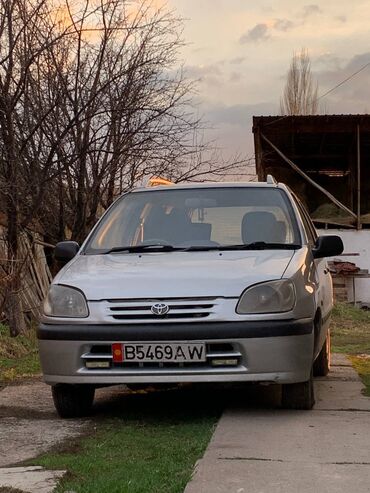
top-left (313, 308), bottom-right (322, 357)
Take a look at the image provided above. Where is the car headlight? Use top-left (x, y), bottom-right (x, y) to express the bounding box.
top-left (236, 280), bottom-right (296, 314)
top-left (43, 285), bottom-right (89, 318)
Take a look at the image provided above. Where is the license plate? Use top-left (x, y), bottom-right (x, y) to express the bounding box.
top-left (115, 343), bottom-right (206, 363)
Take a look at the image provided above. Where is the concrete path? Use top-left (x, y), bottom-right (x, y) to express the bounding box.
top-left (185, 354), bottom-right (370, 493)
top-left (0, 466), bottom-right (65, 493)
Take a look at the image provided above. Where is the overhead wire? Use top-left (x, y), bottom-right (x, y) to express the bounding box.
top-left (264, 59), bottom-right (370, 126)
top-left (315, 60), bottom-right (370, 102)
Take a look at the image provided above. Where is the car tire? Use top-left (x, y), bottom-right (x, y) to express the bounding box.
top-left (313, 330), bottom-right (331, 377)
top-left (281, 368), bottom-right (315, 410)
top-left (52, 384), bottom-right (95, 418)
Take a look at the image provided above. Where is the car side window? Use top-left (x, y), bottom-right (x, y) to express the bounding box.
top-left (293, 195), bottom-right (317, 246)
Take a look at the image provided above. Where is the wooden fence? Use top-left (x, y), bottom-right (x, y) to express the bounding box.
top-left (0, 226), bottom-right (52, 323)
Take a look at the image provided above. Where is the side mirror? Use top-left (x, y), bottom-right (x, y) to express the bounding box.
top-left (312, 235), bottom-right (344, 259)
top-left (54, 241), bottom-right (80, 262)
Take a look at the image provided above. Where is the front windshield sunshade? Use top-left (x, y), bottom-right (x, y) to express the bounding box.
top-left (84, 187), bottom-right (301, 254)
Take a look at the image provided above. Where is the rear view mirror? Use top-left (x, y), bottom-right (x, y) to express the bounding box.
top-left (185, 198), bottom-right (217, 208)
top-left (54, 241), bottom-right (80, 262)
top-left (312, 235), bottom-right (343, 259)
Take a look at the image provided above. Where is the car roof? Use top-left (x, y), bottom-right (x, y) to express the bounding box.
top-left (131, 181), bottom-right (285, 193)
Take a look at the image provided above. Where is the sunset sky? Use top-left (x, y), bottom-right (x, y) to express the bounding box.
top-left (167, 0), bottom-right (370, 161)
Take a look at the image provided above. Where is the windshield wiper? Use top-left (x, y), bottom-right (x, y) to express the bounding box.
top-left (102, 244), bottom-right (186, 254)
top-left (102, 242), bottom-right (301, 254)
top-left (185, 242), bottom-right (301, 251)
top-left (221, 242), bottom-right (301, 250)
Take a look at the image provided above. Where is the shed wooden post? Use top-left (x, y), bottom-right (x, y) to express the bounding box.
top-left (357, 123), bottom-right (361, 229)
top-left (253, 119), bottom-right (264, 180)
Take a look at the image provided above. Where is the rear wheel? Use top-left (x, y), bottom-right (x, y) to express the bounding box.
top-left (52, 384), bottom-right (95, 418)
top-left (313, 330), bottom-right (331, 377)
top-left (281, 368), bottom-right (315, 410)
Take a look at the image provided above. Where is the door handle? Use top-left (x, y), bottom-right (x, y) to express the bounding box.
top-left (324, 268), bottom-right (329, 274)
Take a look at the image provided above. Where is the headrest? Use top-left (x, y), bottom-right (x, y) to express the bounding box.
top-left (241, 211), bottom-right (284, 244)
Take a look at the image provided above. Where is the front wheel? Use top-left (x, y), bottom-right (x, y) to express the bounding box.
top-left (281, 369), bottom-right (315, 410)
top-left (52, 384), bottom-right (95, 418)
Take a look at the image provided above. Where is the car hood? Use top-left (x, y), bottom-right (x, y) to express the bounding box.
top-left (55, 250), bottom-right (295, 299)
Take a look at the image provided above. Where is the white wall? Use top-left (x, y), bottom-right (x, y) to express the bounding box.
top-left (317, 229), bottom-right (370, 304)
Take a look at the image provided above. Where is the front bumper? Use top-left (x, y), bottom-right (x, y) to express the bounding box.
top-left (38, 319), bottom-right (314, 385)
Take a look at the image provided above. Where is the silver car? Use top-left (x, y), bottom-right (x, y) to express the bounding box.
top-left (38, 178), bottom-right (343, 417)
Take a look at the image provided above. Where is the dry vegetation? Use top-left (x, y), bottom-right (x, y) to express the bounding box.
top-left (0, 323), bottom-right (40, 383)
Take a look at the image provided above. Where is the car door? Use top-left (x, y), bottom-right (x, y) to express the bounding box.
top-left (293, 197), bottom-right (332, 354)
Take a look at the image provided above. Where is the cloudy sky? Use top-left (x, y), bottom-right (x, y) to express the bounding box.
top-left (167, 0), bottom-right (370, 161)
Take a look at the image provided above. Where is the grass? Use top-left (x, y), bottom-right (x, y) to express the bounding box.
top-left (0, 323), bottom-right (41, 383)
top-left (331, 302), bottom-right (370, 396)
top-left (350, 356), bottom-right (370, 397)
top-left (34, 389), bottom-right (220, 493)
top-left (331, 303), bottom-right (370, 354)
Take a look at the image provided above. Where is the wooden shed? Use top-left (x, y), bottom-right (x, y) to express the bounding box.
top-left (253, 115), bottom-right (370, 229)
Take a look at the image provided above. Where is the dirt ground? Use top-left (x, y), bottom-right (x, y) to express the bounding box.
top-left (0, 379), bottom-right (83, 467)
top-left (0, 379), bottom-right (134, 467)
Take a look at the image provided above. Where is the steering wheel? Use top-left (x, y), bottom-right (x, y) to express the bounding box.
top-left (140, 239), bottom-right (171, 246)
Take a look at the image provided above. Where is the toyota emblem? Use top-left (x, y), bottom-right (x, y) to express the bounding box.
top-left (151, 303), bottom-right (170, 316)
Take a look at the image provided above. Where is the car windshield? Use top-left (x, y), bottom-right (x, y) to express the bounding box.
top-left (84, 187), bottom-right (301, 254)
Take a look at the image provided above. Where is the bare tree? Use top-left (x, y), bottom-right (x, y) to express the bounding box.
top-left (0, 0), bottom-right (249, 334)
top-left (37, 0), bottom-right (249, 244)
top-left (280, 48), bottom-right (318, 115)
top-left (0, 0), bottom-right (71, 335)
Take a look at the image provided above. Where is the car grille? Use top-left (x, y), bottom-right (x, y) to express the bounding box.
top-left (81, 342), bottom-right (242, 371)
top-left (105, 297), bottom-right (218, 322)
